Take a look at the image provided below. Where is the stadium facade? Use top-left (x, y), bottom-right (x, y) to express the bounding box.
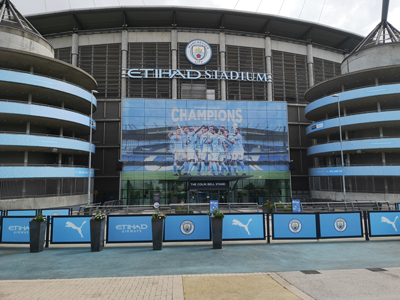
top-left (2, 1), bottom-right (367, 206)
top-left (0, 0), bottom-right (97, 209)
top-left (305, 4), bottom-right (400, 202)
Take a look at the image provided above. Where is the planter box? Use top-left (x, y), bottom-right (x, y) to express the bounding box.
top-left (29, 221), bottom-right (46, 253)
top-left (262, 206), bottom-right (271, 214)
top-left (84, 209), bottom-right (91, 216)
top-left (211, 217), bottom-right (223, 249)
top-left (152, 219), bottom-right (164, 250)
top-left (90, 220), bottom-right (105, 252)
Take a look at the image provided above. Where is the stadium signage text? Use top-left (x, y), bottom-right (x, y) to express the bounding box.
top-left (171, 108), bottom-right (243, 123)
top-left (190, 181), bottom-right (229, 190)
top-left (127, 68), bottom-right (269, 82)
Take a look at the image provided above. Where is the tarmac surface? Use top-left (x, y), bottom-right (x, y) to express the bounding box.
top-left (2, 239), bottom-right (400, 299)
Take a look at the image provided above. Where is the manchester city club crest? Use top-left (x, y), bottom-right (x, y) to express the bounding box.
top-left (288, 219), bottom-right (302, 234)
top-left (334, 218), bottom-right (347, 232)
top-left (180, 220), bottom-right (195, 235)
top-left (185, 39), bottom-right (212, 66)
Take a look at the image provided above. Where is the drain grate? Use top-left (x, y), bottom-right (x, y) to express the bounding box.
top-left (367, 268), bottom-right (387, 272)
top-left (301, 270), bottom-right (321, 275)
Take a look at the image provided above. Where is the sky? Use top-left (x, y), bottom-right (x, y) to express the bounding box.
top-left (12, 0), bottom-right (400, 37)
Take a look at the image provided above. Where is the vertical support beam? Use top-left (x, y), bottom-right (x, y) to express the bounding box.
top-left (121, 29), bottom-right (128, 99)
top-left (71, 32), bottom-right (79, 67)
top-left (220, 32), bottom-right (226, 101)
top-left (171, 29), bottom-right (178, 100)
top-left (265, 36), bottom-right (273, 101)
top-left (382, 152), bottom-right (386, 166)
top-left (58, 153), bottom-right (62, 166)
top-left (60, 127), bottom-right (63, 137)
top-left (28, 94), bottom-right (32, 104)
top-left (377, 102), bottom-right (381, 112)
top-left (306, 43), bottom-right (314, 87)
top-left (61, 102), bottom-right (65, 109)
top-left (375, 77), bottom-right (379, 86)
top-left (379, 127), bottom-right (383, 138)
top-left (24, 151), bottom-right (28, 166)
top-left (26, 122), bottom-right (30, 134)
top-left (30, 66), bottom-right (34, 74)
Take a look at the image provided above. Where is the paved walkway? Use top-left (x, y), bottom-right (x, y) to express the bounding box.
top-left (2, 240), bottom-right (400, 299)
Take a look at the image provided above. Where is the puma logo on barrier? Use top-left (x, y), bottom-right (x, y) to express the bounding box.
top-left (381, 216), bottom-right (398, 232)
top-left (232, 219), bottom-right (252, 235)
top-left (65, 221), bottom-right (87, 238)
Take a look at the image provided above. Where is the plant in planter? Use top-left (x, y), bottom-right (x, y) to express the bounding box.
top-left (175, 201), bottom-right (194, 214)
top-left (170, 193), bottom-right (179, 204)
top-left (152, 210), bottom-right (166, 250)
top-left (263, 200), bottom-right (274, 214)
top-left (240, 191), bottom-right (249, 202)
top-left (90, 210), bottom-right (106, 252)
top-left (83, 205), bottom-right (91, 215)
top-left (208, 208), bottom-right (224, 249)
top-left (29, 213), bottom-right (47, 253)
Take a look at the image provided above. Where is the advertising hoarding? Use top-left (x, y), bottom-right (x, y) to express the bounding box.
top-left (122, 99), bottom-right (289, 180)
top-left (222, 213), bottom-right (265, 240)
top-left (41, 209), bottom-right (70, 224)
top-left (7, 210), bottom-right (37, 216)
top-left (272, 213), bottom-right (317, 239)
top-left (107, 215), bottom-right (153, 243)
top-left (164, 215), bottom-right (210, 241)
top-left (319, 212), bottom-right (363, 238)
top-left (51, 216), bottom-right (92, 243)
top-left (368, 211), bottom-right (400, 237)
top-left (1, 217), bottom-right (31, 243)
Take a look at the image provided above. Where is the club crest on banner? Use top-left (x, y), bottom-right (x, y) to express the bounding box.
top-left (180, 220), bottom-right (195, 235)
top-left (185, 39), bottom-right (212, 66)
top-left (289, 219), bottom-right (302, 233)
top-left (334, 218), bottom-right (347, 232)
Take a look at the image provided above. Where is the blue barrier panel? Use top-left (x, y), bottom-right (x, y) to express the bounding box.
top-left (51, 216), bottom-right (91, 243)
top-left (319, 212), bottom-right (363, 239)
top-left (7, 210), bottom-right (37, 216)
top-left (222, 213), bottom-right (265, 240)
top-left (41, 209), bottom-right (70, 224)
top-left (0, 210), bottom-right (2, 216)
top-left (107, 215), bottom-right (153, 243)
top-left (1, 217), bottom-right (31, 243)
top-left (164, 215), bottom-right (210, 242)
top-left (272, 213), bottom-right (317, 239)
top-left (368, 211), bottom-right (400, 237)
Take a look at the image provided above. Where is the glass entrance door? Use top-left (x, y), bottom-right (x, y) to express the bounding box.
top-left (189, 190), bottom-right (230, 203)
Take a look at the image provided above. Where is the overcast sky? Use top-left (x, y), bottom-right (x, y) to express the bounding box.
top-left (12, 0), bottom-right (400, 37)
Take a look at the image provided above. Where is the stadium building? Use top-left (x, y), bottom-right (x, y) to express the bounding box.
top-left (0, 0), bottom-right (97, 209)
top-left (1, 0), bottom-right (366, 207)
top-left (306, 1), bottom-right (400, 202)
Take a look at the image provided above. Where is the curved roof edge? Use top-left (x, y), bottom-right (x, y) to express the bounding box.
top-left (26, 6), bottom-right (364, 52)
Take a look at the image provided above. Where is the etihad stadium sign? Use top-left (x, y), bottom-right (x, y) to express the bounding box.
top-left (127, 39), bottom-right (270, 82)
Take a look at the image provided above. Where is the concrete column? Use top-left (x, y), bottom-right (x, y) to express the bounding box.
top-left (58, 153), bottom-right (62, 166)
top-left (382, 152), bottom-right (386, 166)
top-left (71, 154), bottom-right (74, 165)
top-left (343, 107), bottom-right (347, 116)
top-left (26, 122), bottom-right (30, 134)
top-left (379, 127), bottom-right (383, 138)
top-left (24, 151), bottom-right (28, 166)
top-left (61, 101), bottom-right (65, 109)
top-left (375, 77), bottom-right (379, 86)
top-left (306, 43), bottom-right (314, 87)
top-left (327, 134), bottom-right (330, 143)
top-left (121, 29), bottom-right (128, 99)
top-left (265, 36), bottom-right (273, 101)
top-left (60, 127), bottom-right (63, 137)
top-left (71, 32), bottom-right (79, 67)
top-left (377, 102), bottom-right (381, 112)
top-left (171, 29), bottom-right (178, 99)
top-left (345, 130), bottom-right (348, 140)
top-left (346, 153), bottom-right (350, 166)
top-left (220, 32), bottom-right (226, 101)
top-left (30, 66), bottom-right (34, 74)
top-left (384, 178), bottom-right (388, 193)
top-left (28, 94), bottom-right (32, 104)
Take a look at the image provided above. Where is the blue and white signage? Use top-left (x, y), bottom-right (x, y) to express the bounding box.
top-left (292, 199), bottom-right (301, 213)
top-left (210, 200), bottom-right (219, 216)
top-left (272, 214), bottom-right (317, 239)
top-left (1, 217), bottom-right (31, 243)
top-left (369, 211), bottom-right (400, 237)
top-left (51, 216), bottom-right (91, 243)
top-left (7, 210), bottom-right (36, 217)
top-left (223, 214), bottom-right (265, 240)
top-left (319, 212), bottom-right (362, 238)
top-left (107, 216), bottom-right (152, 243)
top-left (164, 215), bottom-right (210, 241)
top-left (185, 39), bottom-right (212, 66)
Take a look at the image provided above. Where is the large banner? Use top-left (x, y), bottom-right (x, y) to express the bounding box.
top-left (318, 212), bottom-right (363, 239)
top-left (272, 213), bottom-right (317, 239)
top-left (222, 213), bottom-right (265, 240)
top-left (107, 215), bottom-right (153, 243)
top-left (122, 99), bottom-right (289, 180)
top-left (7, 210), bottom-right (37, 216)
top-left (164, 215), bottom-right (210, 241)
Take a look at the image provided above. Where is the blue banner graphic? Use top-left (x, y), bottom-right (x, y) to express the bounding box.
top-left (210, 200), bottom-right (219, 215)
top-left (369, 211), bottom-right (400, 237)
top-left (319, 212), bottom-right (362, 238)
top-left (51, 216), bottom-right (91, 243)
top-left (107, 216), bottom-right (153, 243)
top-left (1, 217), bottom-right (31, 243)
top-left (272, 214), bottom-right (317, 239)
top-left (164, 215), bottom-right (210, 241)
top-left (7, 210), bottom-right (37, 217)
top-left (292, 199), bottom-right (301, 213)
top-left (223, 214), bottom-right (265, 240)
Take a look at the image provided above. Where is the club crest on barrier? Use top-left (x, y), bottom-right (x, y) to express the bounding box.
top-left (289, 219), bottom-right (302, 233)
top-left (334, 218), bottom-right (347, 232)
top-left (180, 220), bottom-right (195, 235)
